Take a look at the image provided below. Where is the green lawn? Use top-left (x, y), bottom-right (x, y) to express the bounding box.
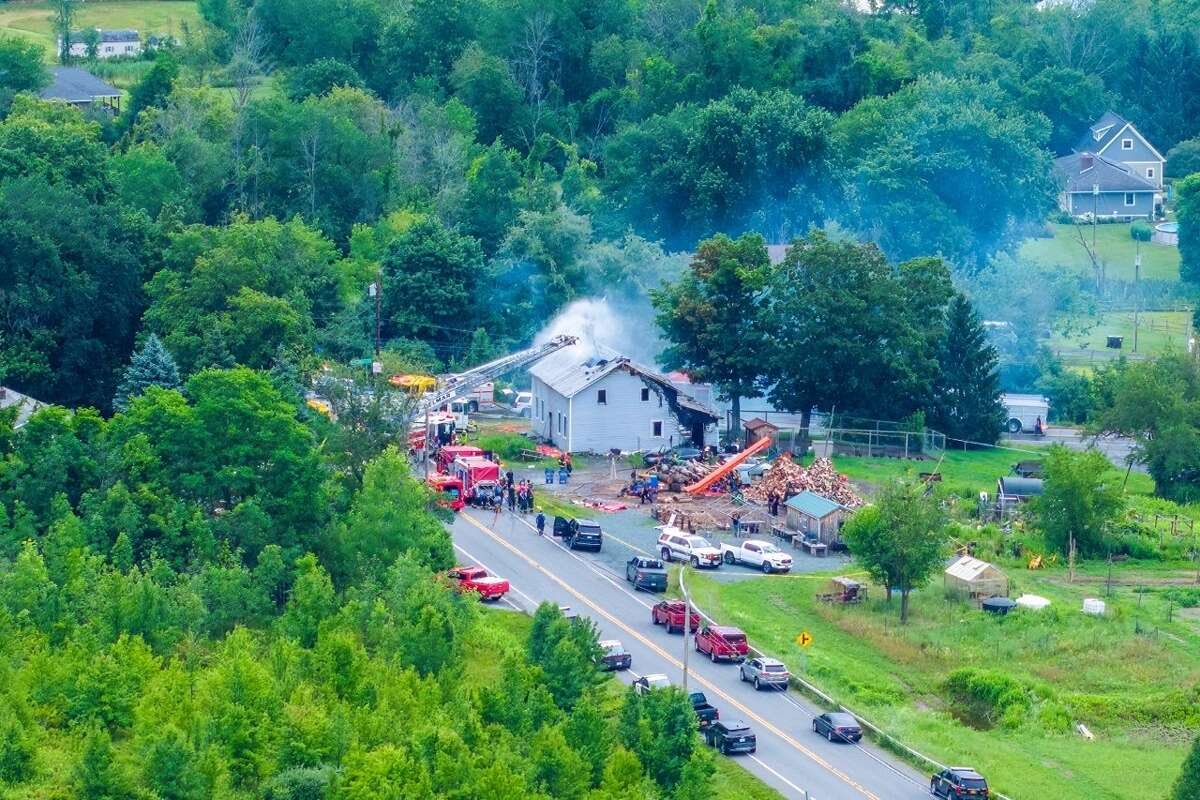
top-left (812, 446), bottom-right (1155, 500)
top-left (0, 1), bottom-right (199, 57)
top-left (1019, 222), bottom-right (1180, 282)
top-left (1048, 310), bottom-right (1192, 358)
top-left (686, 566), bottom-right (1200, 800)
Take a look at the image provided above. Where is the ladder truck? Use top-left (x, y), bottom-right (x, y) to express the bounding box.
top-left (409, 335), bottom-right (578, 453)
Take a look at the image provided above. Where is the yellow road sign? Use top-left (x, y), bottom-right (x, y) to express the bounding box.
top-left (796, 631), bottom-right (813, 648)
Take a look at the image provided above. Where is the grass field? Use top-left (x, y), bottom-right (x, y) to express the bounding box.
top-left (809, 447), bottom-right (1156, 500)
top-left (0, 0), bottom-right (199, 56)
top-left (1047, 310), bottom-right (1192, 357)
top-left (1019, 222), bottom-right (1181, 282)
top-left (687, 565), bottom-right (1200, 800)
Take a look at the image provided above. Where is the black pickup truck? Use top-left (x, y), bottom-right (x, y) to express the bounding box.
top-left (690, 692), bottom-right (719, 728)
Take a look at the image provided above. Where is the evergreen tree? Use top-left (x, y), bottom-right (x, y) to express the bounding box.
top-left (72, 727), bottom-right (132, 800)
top-left (929, 293), bottom-right (1005, 445)
top-left (113, 335), bottom-right (180, 412)
top-left (1173, 731), bottom-right (1200, 800)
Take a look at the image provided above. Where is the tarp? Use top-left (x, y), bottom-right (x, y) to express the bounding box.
top-left (1015, 594), bottom-right (1050, 610)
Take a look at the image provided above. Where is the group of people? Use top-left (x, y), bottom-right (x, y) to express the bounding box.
top-left (468, 471), bottom-right (538, 514)
top-left (621, 469), bottom-right (659, 504)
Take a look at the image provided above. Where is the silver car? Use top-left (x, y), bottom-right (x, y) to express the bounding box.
top-left (739, 657), bottom-right (790, 690)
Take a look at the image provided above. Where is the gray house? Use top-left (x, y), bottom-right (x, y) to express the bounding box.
top-left (528, 348), bottom-right (718, 453)
top-left (0, 386), bottom-right (45, 429)
top-left (39, 67), bottom-right (122, 111)
top-left (1054, 111), bottom-right (1165, 220)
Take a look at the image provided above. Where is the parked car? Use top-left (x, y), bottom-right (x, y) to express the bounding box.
top-left (930, 768), bottom-right (989, 798)
top-left (812, 712), bottom-right (862, 743)
top-left (695, 625), bottom-right (749, 662)
top-left (719, 540), bottom-right (793, 573)
top-left (513, 391), bottom-right (532, 417)
top-left (657, 529), bottom-right (722, 568)
top-left (632, 673), bottom-right (671, 695)
top-left (689, 691), bottom-right (719, 728)
top-left (643, 446), bottom-right (703, 466)
top-left (598, 639), bottom-right (632, 671)
top-left (626, 556), bottom-right (668, 592)
top-left (552, 517), bottom-right (603, 551)
top-left (703, 720), bottom-right (757, 755)
top-left (445, 566), bottom-right (509, 601)
top-left (739, 657), bottom-right (790, 690)
top-left (651, 600), bottom-right (701, 634)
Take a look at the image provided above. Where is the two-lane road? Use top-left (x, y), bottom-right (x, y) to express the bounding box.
top-left (450, 507), bottom-right (931, 800)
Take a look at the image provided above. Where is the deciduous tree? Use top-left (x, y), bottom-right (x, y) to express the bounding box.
top-left (1036, 446), bottom-right (1124, 558)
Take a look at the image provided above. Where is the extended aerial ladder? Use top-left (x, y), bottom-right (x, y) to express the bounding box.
top-left (412, 335), bottom-right (578, 421)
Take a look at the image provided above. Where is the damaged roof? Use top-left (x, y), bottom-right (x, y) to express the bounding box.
top-left (530, 345), bottom-right (718, 422)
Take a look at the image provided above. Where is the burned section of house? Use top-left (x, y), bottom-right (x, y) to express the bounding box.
top-left (528, 349), bottom-right (719, 453)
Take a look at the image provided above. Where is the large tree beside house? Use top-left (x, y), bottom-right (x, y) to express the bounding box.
top-left (651, 232), bottom-right (771, 441)
top-left (1177, 173), bottom-right (1200, 283)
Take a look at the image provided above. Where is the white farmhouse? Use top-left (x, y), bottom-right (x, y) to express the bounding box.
top-left (529, 349), bottom-right (719, 453)
top-left (59, 29), bottom-right (142, 59)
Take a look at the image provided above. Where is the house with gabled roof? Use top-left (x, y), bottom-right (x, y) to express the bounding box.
top-left (528, 345), bottom-right (718, 453)
top-left (1054, 111), bottom-right (1165, 220)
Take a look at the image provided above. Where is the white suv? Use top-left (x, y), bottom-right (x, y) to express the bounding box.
top-left (657, 529), bottom-right (722, 568)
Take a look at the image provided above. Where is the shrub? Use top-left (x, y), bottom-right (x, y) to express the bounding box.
top-left (475, 432), bottom-right (531, 461)
top-left (1163, 587), bottom-right (1200, 608)
top-left (1131, 220), bottom-right (1153, 242)
top-left (1036, 701), bottom-right (1073, 734)
top-left (943, 668), bottom-right (1032, 729)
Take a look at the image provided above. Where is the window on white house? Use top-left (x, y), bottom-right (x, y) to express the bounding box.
top-left (1124, 192), bottom-right (1136, 207)
top-left (1147, 167), bottom-right (1156, 179)
top-left (641, 387), bottom-right (650, 401)
top-left (1121, 138), bottom-right (1133, 150)
top-left (597, 389), bottom-right (606, 404)
top-left (652, 421), bottom-right (663, 437)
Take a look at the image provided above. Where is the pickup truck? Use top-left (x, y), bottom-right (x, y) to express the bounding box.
top-left (651, 600), bottom-right (701, 634)
top-left (694, 625), bottom-right (749, 662)
top-left (719, 539), bottom-right (793, 573)
top-left (446, 566), bottom-right (510, 601)
top-left (690, 692), bottom-right (719, 728)
top-left (626, 556), bottom-right (668, 592)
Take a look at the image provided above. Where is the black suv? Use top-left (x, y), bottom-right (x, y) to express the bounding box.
top-left (702, 720), bottom-right (756, 755)
top-left (931, 768), bottom-right (989, 798)
top-left (626, 557), bottom-right (667, 591)
top-left (553, 516), bottom-right (603, 551)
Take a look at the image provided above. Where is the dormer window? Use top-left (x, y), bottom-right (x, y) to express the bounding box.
top-left (1121, 138), bottom-right (1133, 150)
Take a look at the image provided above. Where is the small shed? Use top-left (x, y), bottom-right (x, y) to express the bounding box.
top-left (944, 556), bottom-right (1008, 600)
top-left (785, 490), bottom-right (849, 544)
top-left (743, 417), bottom-right (780, 447)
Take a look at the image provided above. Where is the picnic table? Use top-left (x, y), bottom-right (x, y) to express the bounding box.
top-left (797, 538), bottom-right (828, 557)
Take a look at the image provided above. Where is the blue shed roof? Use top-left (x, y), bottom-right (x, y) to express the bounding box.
top-left (785, 490), bottom-right (846, 518)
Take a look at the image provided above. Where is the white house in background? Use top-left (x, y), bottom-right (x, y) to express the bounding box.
top-left (59, 29), bottom-right (142, 59)
top-left (0, 386), bottom-right (45, 429)
top-left (529, 348), bottom-right (719, 453)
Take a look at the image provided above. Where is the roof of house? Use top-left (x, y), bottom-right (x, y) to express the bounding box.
top-left (1074, 110), bottom-right (1129, 154)
top-left (1054, 152), bottom-right (1157, 194)
top-left (743, 417), bottom-right (779, 432)
top-left (39, 67), bottom-right (120, 103)
top-left (945, 555), bottom-right (1003, 582)
top-left (529, 345), bottom-right (718, 422)
top-left (72, 28), bottom-right (140, 42)
top-left (784, 490), bottom-right (846, 518)
top-left (0, 386), bottom-right (45, 428)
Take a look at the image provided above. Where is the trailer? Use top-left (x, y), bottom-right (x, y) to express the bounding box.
top-left (1000, 393), bottom-right (1049, 434)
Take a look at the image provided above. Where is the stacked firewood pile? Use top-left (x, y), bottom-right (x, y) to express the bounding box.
top-left (744, 456), bottom-right (863, 508)
top-left (651, 505), bottom-right (721, 532)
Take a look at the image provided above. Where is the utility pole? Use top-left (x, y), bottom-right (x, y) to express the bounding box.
top-left (372, 268), bottom-right (383, 357)
top-left (1092, 183), bottom-right (1103, 294)
top-left (681, 566), bottom-right (692, 693)
top-left (1133, 238), bottom-right (1141, 352)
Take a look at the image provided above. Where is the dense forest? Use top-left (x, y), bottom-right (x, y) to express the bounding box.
top-left (3, 0), bottom-right (1200, 412)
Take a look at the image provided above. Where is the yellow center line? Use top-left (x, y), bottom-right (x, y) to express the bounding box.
top-left (460, 512), bottom-right (880, 800)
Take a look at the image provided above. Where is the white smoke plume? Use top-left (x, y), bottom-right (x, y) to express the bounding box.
top-left (534, 297), bottom-right (662, 365)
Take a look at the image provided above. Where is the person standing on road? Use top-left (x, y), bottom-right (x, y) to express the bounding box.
top-left (507, 482), bottom-right (516, 511)
top-left (535, 511), bottom-right (545, 535)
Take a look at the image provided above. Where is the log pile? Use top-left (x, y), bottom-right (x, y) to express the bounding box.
top-left (744, 456), bottom-right (863, 508)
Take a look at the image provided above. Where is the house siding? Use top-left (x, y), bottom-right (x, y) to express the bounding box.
top-left (1099, 126), bottom-right (1160, 165)
top-left (530, 368), bottom-right (690, 453)
top-left (1067, 190), bottom-right (1154, 218)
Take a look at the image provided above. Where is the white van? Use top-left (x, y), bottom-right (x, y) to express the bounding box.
top-left (1000, 393), bottom-right (1049, 434)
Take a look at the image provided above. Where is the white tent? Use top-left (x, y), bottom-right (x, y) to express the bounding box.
top-left (1015, 594), bottom-right (1050, 611)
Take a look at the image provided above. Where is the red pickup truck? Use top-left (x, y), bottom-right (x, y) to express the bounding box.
top-left (446, 566), bottom-right (510, 601)
top-left (651, 600), bottom-right (701, 634)
top-left (695, 625), bottom-right (749, 662)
